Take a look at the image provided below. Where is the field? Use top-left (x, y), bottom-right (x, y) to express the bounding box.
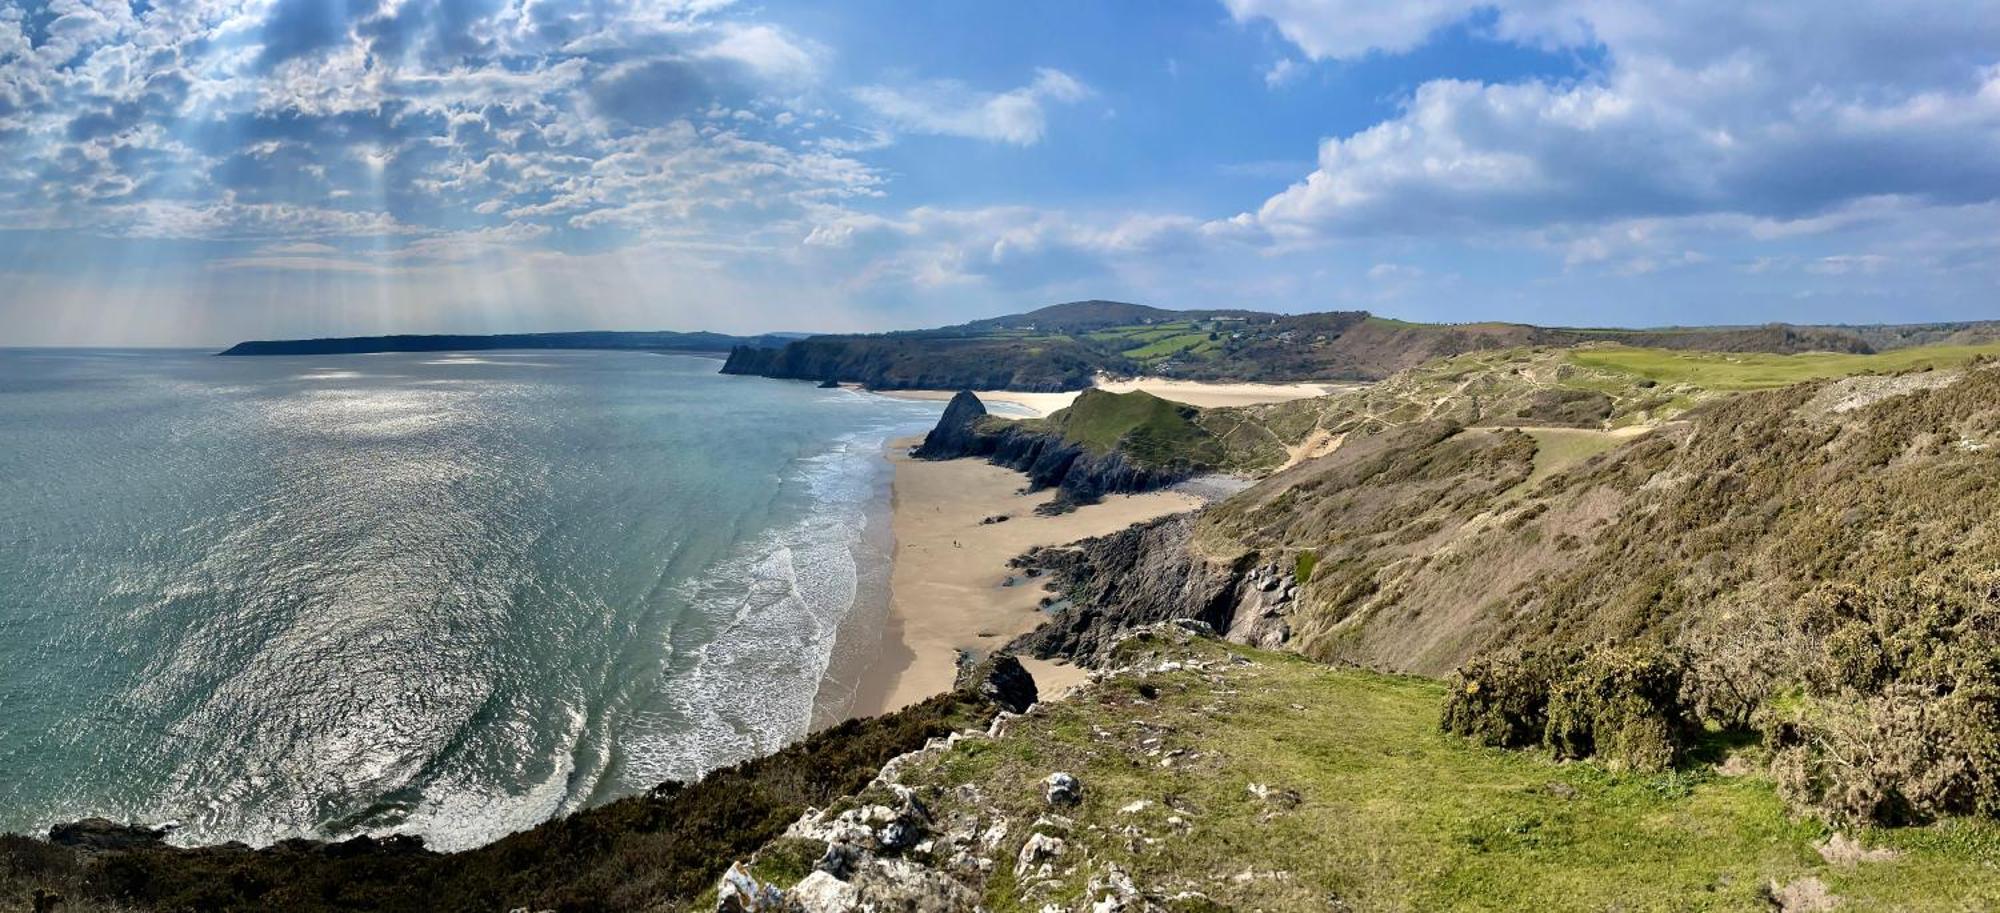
top-left (868, 635), bottom-right (2000, 912)
top-left (1567, 342), bottom-right (2000, 391)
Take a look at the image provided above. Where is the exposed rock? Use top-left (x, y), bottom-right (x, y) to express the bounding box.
top-left (913, 391), bottom-right (990, 459)
top-left (1011, 516), bottom-right (1250, 664)
top-left (953, 653), bottom-right (1040, 714)
top-left (907, 391), bottom-right (1199, 509)
top-left (1015, 832), bottom-right (1066, 875)
top-left (788, 870), bottom-right (857, 912)
top-left (715, 862), bottom-right (785, 913)
top-left (1043, 772), bottom-right (1082, 806)
top-left (47, 818), bottom-right (170, 852)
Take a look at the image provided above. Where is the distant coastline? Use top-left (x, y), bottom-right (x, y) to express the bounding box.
top-left (216, 330), bottom-right (801, 357)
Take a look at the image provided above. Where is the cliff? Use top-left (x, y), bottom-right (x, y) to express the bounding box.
top-left (909, 390), bottom-right (1228, 511)
top-left (720, 336), bottom-right (1101, 391)
top-left (219, 330), bottom-right (796, 357)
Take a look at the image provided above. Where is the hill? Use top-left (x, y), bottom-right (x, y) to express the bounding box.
top-left (217, 330), bottom-right (798, 357)
top-left (1010, 355), bottom-right (2000, 827)
top-left (911, 389), bottom-right (1286, 511)
top-left (721, 299), bottom-right (2000, 392)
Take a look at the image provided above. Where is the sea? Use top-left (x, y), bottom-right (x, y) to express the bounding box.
top-left (0, 348), bottom-right (944, 851)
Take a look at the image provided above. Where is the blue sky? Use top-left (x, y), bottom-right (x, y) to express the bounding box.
top-left (1, 1), bottom-right (1997, 345)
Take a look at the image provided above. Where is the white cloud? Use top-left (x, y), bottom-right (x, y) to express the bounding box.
top-left (1263, 57), bottom-right (1304, 88)
top-left (697, 23), bottom-right (822, 82)
top-left (1217, 2), bottom-right (2000, 250)
top-left (853, 68), bottom-right (1091, 145)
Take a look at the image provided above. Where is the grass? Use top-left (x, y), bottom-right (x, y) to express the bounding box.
top-left (1567, 342), bottom-right (2000, 391)
top-left (1038, 389), bottom-right (1225, 467)
top-left (889, 637), bottom-right (2000, 911)
top-left (1122, 332), bottom-right (1220, 361)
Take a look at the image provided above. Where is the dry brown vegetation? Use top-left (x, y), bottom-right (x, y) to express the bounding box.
top-left (1196, 363), bottom-right (2000, 823)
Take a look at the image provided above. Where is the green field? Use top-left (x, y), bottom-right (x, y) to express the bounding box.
top-left (1568, 342), bottom-right (2000, 391)
top-left (1121, 331), bottom-right (1220, 360)
top-left (869, 635), bottom-right (2000, 912)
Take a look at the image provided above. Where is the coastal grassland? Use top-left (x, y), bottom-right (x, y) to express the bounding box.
top-left (1007, 389), bottom-right (1230, 471)
top-left (1566, 341), bottom-right (2000, 390)
top-left (894, 637), bottom-right (2000, 912)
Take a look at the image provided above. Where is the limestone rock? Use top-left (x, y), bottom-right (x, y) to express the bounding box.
top-left (1043, 772), bottom-right (1081, 806)
top-left (954, 653), bottom-right (1040, 714)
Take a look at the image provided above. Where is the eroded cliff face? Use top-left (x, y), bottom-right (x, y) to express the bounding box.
top-left (1007, 516), bottom-right (1301, 663)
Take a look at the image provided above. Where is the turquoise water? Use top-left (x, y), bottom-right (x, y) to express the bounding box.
top-left (0, 349), bottom-right (939, 850)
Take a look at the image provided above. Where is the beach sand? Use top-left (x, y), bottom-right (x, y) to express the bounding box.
top-left (843, 439), bottom-right (1202, 719)
top-left (875, 375), bottom-right (1353, 417)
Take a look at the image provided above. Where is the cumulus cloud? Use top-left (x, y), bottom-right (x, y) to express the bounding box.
top-left (853, 68), bottom-right (1091, 145)
top-left (1218, 0), bottom-right (2000, 257)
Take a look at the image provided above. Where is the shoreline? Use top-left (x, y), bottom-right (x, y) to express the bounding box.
top-left (843, 438), bottom-right (1204, 719)
top-left (870, 374), bottom-right (1352, 417)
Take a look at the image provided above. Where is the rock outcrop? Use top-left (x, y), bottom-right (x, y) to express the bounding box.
top-left (912, 391), bottom-right (988, 459)
top-left (951, 652), bottom-right (1039, 714)
top-left (47, 818), bottom-right (171, 852)
top-left (909, 392), bottom-right (1197, 512)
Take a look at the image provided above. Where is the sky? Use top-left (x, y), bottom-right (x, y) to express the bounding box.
top-left (0, 1), bottom-right (1997, 346)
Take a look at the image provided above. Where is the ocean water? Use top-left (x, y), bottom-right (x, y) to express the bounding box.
top-left (0, 349), bottom-right (940, 851)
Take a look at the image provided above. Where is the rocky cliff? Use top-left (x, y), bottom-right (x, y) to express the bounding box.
top-left (719, 337), bottom-right (1100, 391)
top-left (1007, 515), bottom-right (1299, 664)
top-left (910, 391), bottom-right (1203, 512)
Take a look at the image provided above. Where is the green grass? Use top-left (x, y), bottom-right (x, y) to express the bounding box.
top-left (1038, 389), bottom-right (1225, 467)
top-left (1122, 332), bottom-right (1221, 360)
top-left (889, 637), bottom-right (2000, 911)
top-left (1567, 343), bottom-right (2000, 391)
top-left (1085, 322), bottom-right (1200, 346)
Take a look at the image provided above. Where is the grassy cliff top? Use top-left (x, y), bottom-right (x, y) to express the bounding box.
top-left (1567, 340), bottom-right (2000, 390)
top-left (737, 632), bottom-right (2000, 911)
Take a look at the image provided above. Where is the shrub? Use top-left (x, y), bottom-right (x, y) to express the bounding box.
top-left (1764, 575), bottom-right (2000, 825)
top-left (1543, 644), bottom-right (1693, 773)
top-left (1441, 648), bottom-right (1569, 749)
top-left (1444, 643), bottom-right (1695, 773)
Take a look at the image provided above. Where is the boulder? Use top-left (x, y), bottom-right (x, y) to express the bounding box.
top-left (715, 862), bottom-right (785, 913)
top-left (954, 653), bottom-right (1039, 713)
top-left (1014, 832), bottom-right (1066, 875)
top-left (1043, 772), bottom-right (1081, 807)
top-left (789, 871), bottom-right (858, 913)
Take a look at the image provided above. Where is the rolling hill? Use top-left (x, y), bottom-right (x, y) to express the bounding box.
top-left (720, 299), bottom-right (2000, 391)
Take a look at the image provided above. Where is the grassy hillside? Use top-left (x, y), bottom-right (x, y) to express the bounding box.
top-left (724, 297), bottom-right (2000, 392)
top-left (1567, 342), bottom-right (2000, 390)
top-left (727, 630), bottom-right (2000, 911)
top-left (989, 388), bottom-right (1288, 474)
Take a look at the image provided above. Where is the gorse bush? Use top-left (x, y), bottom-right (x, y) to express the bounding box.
top-left (1441, 647), bottom-right (1565, 749)
top-left (1444, 644), bottom-right (1694, 773)
top-left (1543, 645), bottom-right (1693, 773)
top-left (1765, 574), bottom-right (2000, 825)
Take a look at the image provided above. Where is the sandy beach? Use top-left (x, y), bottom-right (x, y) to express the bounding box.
top-left (875, 375), bottom-right (1349, 417)
top-left (842, 439), bottom-right (1203, 718)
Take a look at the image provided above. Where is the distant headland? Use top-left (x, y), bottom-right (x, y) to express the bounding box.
top-left (217, 330), bottom-right (801, 357)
